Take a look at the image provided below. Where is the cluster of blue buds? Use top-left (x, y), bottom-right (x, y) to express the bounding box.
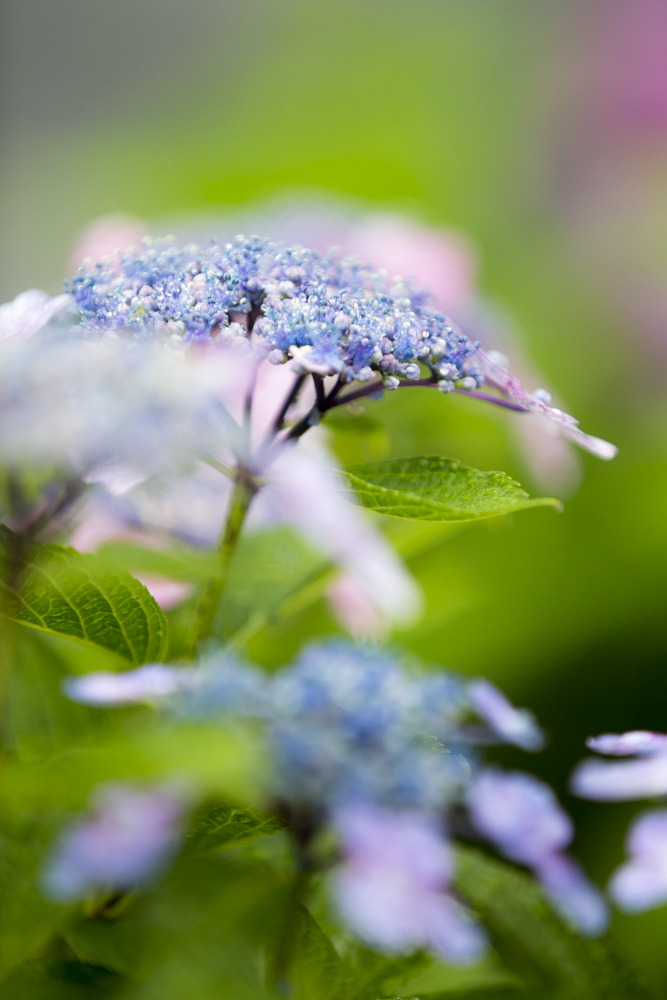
top-left (66, 236), bottom-right (483, 392)
top-left (65, 641), bottom-right (541, 817)
top-left (60, 642), bottom-right (607, 947)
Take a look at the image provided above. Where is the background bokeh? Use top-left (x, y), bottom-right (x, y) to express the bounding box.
top-left (3, 0), bottom-right (667, 989)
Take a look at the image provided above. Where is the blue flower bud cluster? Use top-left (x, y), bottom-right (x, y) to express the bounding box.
top-left (66, 641), bottom-right (539, 816)
top-left (66, 236), bottom-right (483, 390)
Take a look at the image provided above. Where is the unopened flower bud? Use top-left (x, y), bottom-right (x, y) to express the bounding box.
top-left (457, 376), bottom-right (477, 392)
top-left (383, 376), bottom-right (400, 390)
top-left (404, 364), bottom-right (421, 381)
top-left (268, 349), bottom-right (286, 365)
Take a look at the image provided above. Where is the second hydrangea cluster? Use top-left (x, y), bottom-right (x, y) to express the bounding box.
top-left (57, 642), bottom-right (607, 961)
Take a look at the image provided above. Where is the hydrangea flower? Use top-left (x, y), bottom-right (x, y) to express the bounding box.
top-left (467, 678), bottom-right (544, 751)
top-left (608, 810), bottom-right (667, 913)
top-left (0, 333), bottom-right (230, 482)
top-left (333, 803), bottom-right (485, 962)
top-left (468, 768), bottom-right (608, 934)
top-left (43, 783), bottom-right (186, 902)
top-left (61, 235), bottom-right (616, 459)
top-left (63, 641), bottom-right (605, 951)
top-left (572, 729), bottom-right (667, 915)
top-left (571, 730), bottom-right (667, 800)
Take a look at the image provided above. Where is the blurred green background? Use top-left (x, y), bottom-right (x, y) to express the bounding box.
top-left (3, 0), bottom-right (667, 989)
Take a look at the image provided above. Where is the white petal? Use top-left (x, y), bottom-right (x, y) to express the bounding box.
top-left (0, 289), bottom-right (71, 343)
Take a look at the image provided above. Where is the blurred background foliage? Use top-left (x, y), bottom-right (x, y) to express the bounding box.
top-left (3, 0), bottom-right (667, 990)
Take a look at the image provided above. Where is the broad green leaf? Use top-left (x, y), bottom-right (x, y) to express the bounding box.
top-left (454, 847), bottom-right (656, 1000)
top-left (0, 959), bottom-right (124, 999)
top-left (343, 457), bottom-right (561, 522)
top-left (96, 540), bottom-right (218, 584)
top-left (0, 526), bottom-right (168, 664)
top-left (216, 527), bottom-right (328, 640)
top-left (293, 909), bottom-right (343, 1000)
top-left (390, 953), bottom-right (524, 999)
top-left (0, 819), bottom-right (66, 982)
top-left (2, 718), bottom-right (263, 812)
top-left (329, 943), bottom-right (431, 1000)
top-left (186, 802), bottom-right (285, 854)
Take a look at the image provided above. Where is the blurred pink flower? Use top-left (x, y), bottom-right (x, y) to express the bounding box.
top-left (344, 214), bottom-right (477, 314)
top-left (69, 214), bottom-right (148, 274)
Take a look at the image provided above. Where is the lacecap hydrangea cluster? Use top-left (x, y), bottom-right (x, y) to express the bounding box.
top-left (66, 236), bottom-right (483, 393)
top-left (59, 642), bottom-right (607, 958)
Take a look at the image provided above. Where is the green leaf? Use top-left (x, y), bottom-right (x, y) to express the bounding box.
top-left (2, 718), bottom-right (263, 813)
top-left (216, 527), bottom-right (328, 640)
top-left (343, 457), bottom-right (561, 522)
top-left (454, 846), bottom-right (657, 1000)
top-left (0, 960), bottom-right (124, 1000)
top-left (0, 526), bottom-right (168, 664)
top-left (186, 802), bottom-right (286, 854)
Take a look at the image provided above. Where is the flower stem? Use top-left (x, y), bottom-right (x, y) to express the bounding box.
top-left (184, 469), bottom-right (257, 657)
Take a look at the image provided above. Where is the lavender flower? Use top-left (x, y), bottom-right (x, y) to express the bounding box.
top-left (571, 730), bottom-right (667, 800)
top-left (65, 655), bottom-right (266, 716)
top-left (608, 810), bottom-right (667, 913)
top-left (468, 768), bottom-right (608, 934)
top-left (572, 731), bottom-right (667, 914)
top-left (333, 803), bottom-right (485, 963)
top-left (467, 679), bottom-right (544, 751)
top-left (43, 783), bottom-right (185, 902)
top-left (63, 664), bottom-right (196, 706)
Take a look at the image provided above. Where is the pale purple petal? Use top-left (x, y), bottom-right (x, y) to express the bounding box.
top-left (570, 752), bottom-right (667, 801)
top-left (467, 679), bottom-right (544, 751)
top-left (43, 783), bottom-right (185, 901)
top-left (468, 768), bottom-right (572, 864)
top-left (332, 803), bottom-right (485, 963)
top-left (586, 731), bottom-right (667, 756)
top-left (327, 573), bottom-right (388, 638)
top-left (267, 445), bottom-right (422, 625)
top-left (535, 854), bottom-right (609, 935)
top-left (0, 289), bottom-right (71, 343)
top-left (476, 350), bottom-right (617, 460)
top-left (63, 665), bottom-right (194, 706)
top-left (609, 810), bottom-right (667, 913)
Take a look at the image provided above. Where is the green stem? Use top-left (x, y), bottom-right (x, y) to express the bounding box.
top-left (184, 470), bottom-right (257, 657)
top-left (270, 867), bottom-right (312, 996)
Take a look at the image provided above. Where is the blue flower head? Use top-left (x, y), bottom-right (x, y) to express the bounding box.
top-left (65, 236), bottom-right (481, 388)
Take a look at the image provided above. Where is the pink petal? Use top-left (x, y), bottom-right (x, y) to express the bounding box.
top-left (476, 350), bottom-right (617, 460)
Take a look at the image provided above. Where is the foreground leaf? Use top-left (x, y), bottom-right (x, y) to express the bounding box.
top-left (0, 526), bottom-right (168, 664)
top-left (186, 802), bottom-right (285, 854)
top-left (343, 457), bottom-right (560, 522)
top-left (454, 846), bottom-right (656, 1000)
